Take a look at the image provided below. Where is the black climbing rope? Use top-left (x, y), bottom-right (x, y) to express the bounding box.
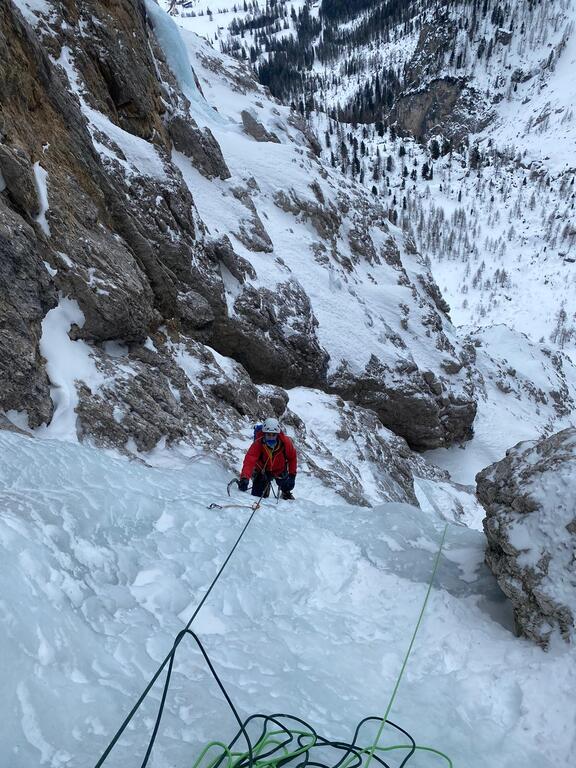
top-left (94, 482), bottom-right (270, 768)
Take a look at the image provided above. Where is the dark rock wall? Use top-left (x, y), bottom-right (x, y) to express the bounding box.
top-left (0, 0), bottom-right (477, 470)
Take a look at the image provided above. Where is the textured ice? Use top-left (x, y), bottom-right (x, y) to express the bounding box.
top-left (1, 432), bottom-right (575, 767)
top-left (144, 0), bottom-right (221, 125)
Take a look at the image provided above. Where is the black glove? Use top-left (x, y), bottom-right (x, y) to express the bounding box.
top-left (238, 477), bottom-right (249, 492)
top-left (281, 474), bottom-right (296, 492)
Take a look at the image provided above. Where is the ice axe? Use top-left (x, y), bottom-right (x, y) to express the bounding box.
top-left (227, 478), bottom-right (240, 496)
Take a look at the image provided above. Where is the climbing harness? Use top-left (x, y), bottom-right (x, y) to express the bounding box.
top-left (94, 504), bottom-right (451, 767)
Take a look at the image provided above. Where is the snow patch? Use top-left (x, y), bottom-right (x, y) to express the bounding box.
top-left (38, 297), bottom-right (105, 441)
top-left (32, 162), bottom-right (51, 236)
top-left (43, 261), bottom-right (57, 277)
top-left (12, 0), bottom-right (51, 25)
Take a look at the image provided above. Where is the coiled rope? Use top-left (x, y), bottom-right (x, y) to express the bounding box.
top-left (94, 495), bottom-right (451, 768)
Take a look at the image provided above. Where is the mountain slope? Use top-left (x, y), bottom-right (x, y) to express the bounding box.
top-left (1, 5), bottom-right (576, 767)
top-left (2, 430), bottom-right (575, 767)
top-left (168, 0), bottom-right (576, 360)
top-left (2, 0), bottom-right (482, 472)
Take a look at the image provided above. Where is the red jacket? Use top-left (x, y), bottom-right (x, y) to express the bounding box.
top-left (241, 433), bottom-right (297, 479)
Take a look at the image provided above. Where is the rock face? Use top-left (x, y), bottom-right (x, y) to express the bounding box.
top-left (0, 145), bottom-right (40, 218)
top-left (391, 19), bottom-right (492, 143)
top-left (168, 115), bottom-right (231, 180)
top-left (477, 428), bottom-right (576, 647)
top-left (0, 200), bottom-right (57, 427)
top-left (74, 333), bottom-right (288, 460)
top-left (241, 110), bottom-right (280, 143)
top-left (329, 355), bottom-right (476, 451)
top-left (0, 0), bottom-right (478, 500)
top-left (215, 280), bottom-right (330, 389)
top-left (391, 77), bottom-right (466, 143)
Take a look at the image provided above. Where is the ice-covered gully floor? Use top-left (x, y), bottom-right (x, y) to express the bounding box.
top-left (0, 432), bottom-right (574, 767)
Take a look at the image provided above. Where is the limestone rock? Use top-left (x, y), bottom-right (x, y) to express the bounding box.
top-left (477, 428), bottom-right (576, 647)
top-left (205, 235), bottom-right (257, 283)
top-left (285, 390), bottom-right (449, 507)
top-left (75, 334), bottom-right (291, 462)
top-left (0, 144), bottom-right (40, 218)
top-left (273, 189), bottom-right (341, 241)
top-left (177, 289), bottom-right (215, 331)
top-left (168, 115), bottom-right (231, 180)
top-left (241, 110), bottom-right (281, 143)
top-left (391, 77), bottom-right (489, 144)
top-left (329, 355), bottom-right (476, 451)
top-left (0, 200), bottom-right (57, 427)
top-left (73, 0), bottom-right (167, 141)
top-left (392, 19), bottom-right (493, 143)
top-left (212, 280), bottom-right (330, 389)
top-left (232, 185), bottom-right (274, 252)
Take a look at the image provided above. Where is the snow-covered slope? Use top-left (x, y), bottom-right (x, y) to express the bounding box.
top-left (428, 324), bottom-right (576, 483)
top-left (172, 0), bottom-right (576, 360)
top-left (2, 430), bottom-right (575, 767)
top-left (1, 6), bottom-right (576, 767)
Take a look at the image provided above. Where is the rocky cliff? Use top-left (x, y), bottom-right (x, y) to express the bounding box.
top-left (477, 428), bottom-right (576, 647)
top-left (0, 0), bottom-right (480, 506)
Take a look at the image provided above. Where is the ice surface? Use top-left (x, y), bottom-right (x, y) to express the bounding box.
top-left (144, 0), bottom-right (221, 125)
top-left (1, 432), bottom-right (574, 767)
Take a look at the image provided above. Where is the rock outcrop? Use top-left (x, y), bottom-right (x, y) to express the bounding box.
top-left (477, 428), bottom-right (576, 647)
top-left (168, 115), bottom-right (231, 180)
top-left (329, 355), bottom-right (476, 451)
top-left (0, 0), bottom-right (477, 495)
top-left (391, 19), bottom-right (493, 143)
top-left (0, 199), bottom-right (57, 427)
top-left (241, 110), bottom-right (281, 143)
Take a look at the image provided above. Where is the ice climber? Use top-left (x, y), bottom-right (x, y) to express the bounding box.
top-left (238, 417), bottom-right (297, 500)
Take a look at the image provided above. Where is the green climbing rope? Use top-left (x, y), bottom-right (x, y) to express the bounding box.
top-left (187, 523), bottom-right (451, 768)
top-left (364, 524), bottom-right (449, 768)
